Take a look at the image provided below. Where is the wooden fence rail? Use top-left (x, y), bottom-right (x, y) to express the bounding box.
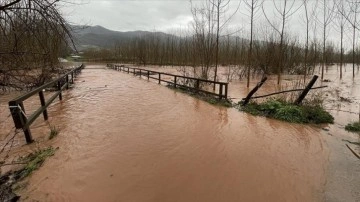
top-left (8, 64), bottom-right (84, 143)
top-left (107, 64), bottom-right (228, 100)
top-left (241, 75), bottom-right (325, 106)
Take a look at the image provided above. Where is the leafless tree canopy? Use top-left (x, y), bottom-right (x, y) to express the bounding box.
top-left (78, 0), bottom-right (360, 83)
top-left (0, 0), bottom-right (72, 91)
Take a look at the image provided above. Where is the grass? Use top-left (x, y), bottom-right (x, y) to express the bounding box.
top-left (345, 122), bottom-right (360, 133)
top-left (17, 147), bottom-right (57, 179)
top-left (167, 85), bottom-right (232, 107)
top-left (238, 98), bottom-right (334, 124)
top-left (49, 126), bottom-right (58, 140)
top-left (0, 147), bottom-right (57, 200)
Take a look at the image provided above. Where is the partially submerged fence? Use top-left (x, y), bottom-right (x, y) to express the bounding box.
top-left (107, 64), bottom-right (229, 100)
top-left (241, 75), bottom-right (327, 105)
top-left (8, 64), bottom-right (84, 143)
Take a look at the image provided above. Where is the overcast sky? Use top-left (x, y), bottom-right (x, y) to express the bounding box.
top-left (61, 0), bottom-right (194, 32)
top-left (60, 0), bottom-right (355, 49)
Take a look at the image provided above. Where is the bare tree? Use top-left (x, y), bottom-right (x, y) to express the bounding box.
top-left (318, 0), bottom-right (335, 80)
top-left (301, 0), bottom-right (318, 82)
top-left (262, 0), bottom-right (301, 84)
top-left (190, 0), bottom-right (239, 84)
top-left (346, 0), bottom-right (360, 78)
top-left (190, 0), bottom-right (216, 79)
top-left (210, 0), bottom-right (240, 89)
top-left (0, 0), bottom-right (74, 90)
top-left (244, 0), bottom-right (262, 87)
top-left (334, 0), bottom-right (349, 79)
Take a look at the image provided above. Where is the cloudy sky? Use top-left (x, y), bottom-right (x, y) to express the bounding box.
top-left (60, 0), bottom-right (354, 48)
top-left (61, 0), bottom-right (194, 32)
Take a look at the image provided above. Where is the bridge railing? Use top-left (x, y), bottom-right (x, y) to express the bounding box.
top-left (8, 64), bottom-right (84, 143)
top-left (107, 64), bottom-right (228, 100)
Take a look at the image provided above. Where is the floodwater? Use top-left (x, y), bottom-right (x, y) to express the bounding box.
top-left (0, 64), bottom-right (359, 201)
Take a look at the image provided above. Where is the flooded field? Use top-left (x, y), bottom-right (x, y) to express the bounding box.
top-left (0, 64), bottom-right (359, 201)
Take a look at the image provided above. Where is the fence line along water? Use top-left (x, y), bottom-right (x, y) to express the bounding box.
top-left (8, 64), bottom-right (84, 143)
top-left (107, 64), bottom-right (228, 100)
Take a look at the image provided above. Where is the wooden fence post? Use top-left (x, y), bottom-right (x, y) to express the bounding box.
top-left (147, 71), bottom-right (150, 80)
top-left (39, 91), bottom-right (48, 120)
top-left (242, 76), bottom-right (267, 106)
top-left (219, 84), bottom-right (223, 99)
top-left (66, 75), bottom-right (69, 89)
top-left (158, 73), bottom-right (161, 84)
top-left (196, 79), bottom-right (200, 92)
top-left (24, 128), bottom-right (33, 144)
top-left (224, 83), bottom-right (228, 99)
top-left (8, 101), bottom-right (33, 143)
top-left (57, 81), bottom-right (62, 100)
top-left (294, 75), bottom-right (318, 105)
top-left (174, 76), bottom-right (177, 87)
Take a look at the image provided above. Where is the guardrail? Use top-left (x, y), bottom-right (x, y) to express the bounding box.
top-left (107, 64), bottom-right (228, 100)
top-left (8, 64), bottom-right (84, 143)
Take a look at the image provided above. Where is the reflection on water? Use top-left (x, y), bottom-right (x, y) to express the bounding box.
top-left (0, 64), bottom-right (337, 201)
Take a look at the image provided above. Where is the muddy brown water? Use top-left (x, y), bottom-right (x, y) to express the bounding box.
top-left (1, 64), bottom-right (359, 201)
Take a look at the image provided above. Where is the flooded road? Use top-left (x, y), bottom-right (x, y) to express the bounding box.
top-left (0, 64), bottom-right (327, 201)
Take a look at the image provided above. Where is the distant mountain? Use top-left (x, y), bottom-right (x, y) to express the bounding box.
top-left (70, 25), bottom-right (174, 51)
top-left (70, 25), bottom-right (250, 52)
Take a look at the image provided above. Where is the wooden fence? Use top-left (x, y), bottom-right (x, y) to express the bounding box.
top-left (107, 64), bottom-right (229, 100)
top-left (8, 64), bottom-right (84, 143)
top-left (241, 75), bottom-right (326, 106)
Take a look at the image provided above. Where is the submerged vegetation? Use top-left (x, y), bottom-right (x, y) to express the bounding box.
top-left (17, 147), bottom-right (57, 179)
top-left (0, 147), bottom-right (57, 201)
top-left (345, 122), bottom-right (360, 133)
top-left (49, 126), bottom-right (59, 140)
top-left (238, 99), bottom-right (334, 124)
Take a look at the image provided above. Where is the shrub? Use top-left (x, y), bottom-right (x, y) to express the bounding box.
top-left (239, 98), bottom-right (334, 124)
top-left (274, 105), bottom-right (304, 123)
top-left (345, 122), bottom-right (360, 133)
top-left (302, 105), bottom-right (334, 124)
top-left (260, 99), bottom-right (284, 114)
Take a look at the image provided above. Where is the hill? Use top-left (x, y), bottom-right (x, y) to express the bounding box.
top-left (71, 25), bottom-right (174, 51)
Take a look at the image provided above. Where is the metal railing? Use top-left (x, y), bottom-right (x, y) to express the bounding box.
top-left (8, 64), bottom-right (84, 143)
top-left (107, 64), bottom-right (228, 100)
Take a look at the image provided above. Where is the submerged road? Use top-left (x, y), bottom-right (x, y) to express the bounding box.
top-left (13, 65), bottom-right (329, 201)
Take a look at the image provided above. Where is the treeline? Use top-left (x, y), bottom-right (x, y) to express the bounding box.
top-left (82, 0), bottom-right (360, 84)
top-left (0, 0), bottom-right (71, 90)
top-left (82, 32), bottom-right (359, 73)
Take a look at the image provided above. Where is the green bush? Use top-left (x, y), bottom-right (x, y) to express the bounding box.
top-left (302, 105), bottom-right (334, 124)
top-left (239, 98), bottom-right (334, 124)
top-left (260, 100), bottom-right (284, 114)
top-left (345, 122), bottom-right (360, 133)
top-left (274, 105), bottom-right (304, 123)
